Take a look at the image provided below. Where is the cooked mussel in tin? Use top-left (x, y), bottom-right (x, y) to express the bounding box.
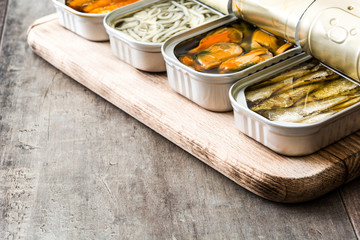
top-left (245, 59), bottom-right (360, 124)
top-left (218, 47), bottom-right (272, 73)
top-left (188, 27), bottom-right (243, 54)
top-left (175, 21), bottom-right (294, 73)
top-left (196, 43), bottom-right (244, 70)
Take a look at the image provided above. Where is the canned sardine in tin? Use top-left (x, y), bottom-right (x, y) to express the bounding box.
top-left (230, 53), bottom-right (360, 156)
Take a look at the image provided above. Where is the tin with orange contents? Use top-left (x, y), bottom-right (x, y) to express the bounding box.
top-left (161, 14), bottom-right (301, 111)
top-left (51, 0), bottom-right (141, 41)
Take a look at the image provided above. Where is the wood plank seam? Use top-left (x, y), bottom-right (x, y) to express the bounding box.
top-left (339, 193), bottom-right (359, 239)
top-left (0, 0), bottom-right (8, 47)
top-left (325, 150), bottom-right (350, 183)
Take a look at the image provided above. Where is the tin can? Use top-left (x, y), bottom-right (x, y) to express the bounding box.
top-left (297, 0), bottom-right (360, 83)
top-left (104, 0), bottom-right (223, 72)
top-left (232, 0), bottom-right (360, 83)
top-left (52, 0), bottom-right (141, 41)
top-left (51, 0), bottom-right (109, 41)
top-left (231, 0), bottom-right (315, 44)
top-left (162, 15), bottom-right (301, 112)
top-left (229, 53), bottom-right (360, 156)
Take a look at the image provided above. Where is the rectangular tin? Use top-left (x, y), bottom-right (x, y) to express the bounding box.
top-left (52, 0), bottom-right (142, 41)
top-left (229, 53), bottom-right (360, 156)
top-left (52, 0), bottom-right (109, 41)
top-left (162, 14), bottom-right (302, 112)
top-left (103, 0), bottom-right (223, 72)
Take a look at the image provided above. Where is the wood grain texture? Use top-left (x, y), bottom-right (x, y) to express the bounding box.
top-left (27, 15), bottom-right (360, 203)
top-left (0, 0), bottom-right (7, 43)
top-left (325, 131), bottom-right (360, 182)
top-left (341, 178), bottom-right (360, 238)
top-left (1, 0), bottom-right (359, 238)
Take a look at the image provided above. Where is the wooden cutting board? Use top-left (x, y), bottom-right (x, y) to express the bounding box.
top-left (27, 14), bottom-right (360, 203)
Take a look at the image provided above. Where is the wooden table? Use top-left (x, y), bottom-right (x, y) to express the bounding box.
top-left (1, 0), bottom-right (359, 238)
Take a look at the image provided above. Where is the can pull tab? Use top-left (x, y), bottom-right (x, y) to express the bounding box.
top-left (298, 5), bottom-right (360, 82)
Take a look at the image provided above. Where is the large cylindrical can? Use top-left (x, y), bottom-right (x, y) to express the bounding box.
top-left (232, 0), bottom-right (360, 83)
top-left (297, 0), bottom-right (360, 82)
top-left (231, 0), bottom-right (315, 43)
top-left (198, 0), bottom-right (232, 14)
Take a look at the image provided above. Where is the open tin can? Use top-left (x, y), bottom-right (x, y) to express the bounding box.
top-left (104, 0), bottom-right (224, 72)
top-left (229, 53), bottom-right (360, 156)
top-left (162, 14), bottom-right (301, 112)
top-left (51, 0), bottom-right (141, 41)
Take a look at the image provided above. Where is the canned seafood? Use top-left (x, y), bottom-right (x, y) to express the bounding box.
top-left (51, 0), bottom-right (141, 41)
top-left (162, 15), bottom-right (301, 111)
top-left (104, 0), bottom-right (223, 72)
top-left (229, 53), bottom-right (360, 156)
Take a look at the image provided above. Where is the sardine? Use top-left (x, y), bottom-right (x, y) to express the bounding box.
top-left (246, 77), bottom-right (294, 104)
top-left (297, 93), bottom-right (360, 123)
top-left (276, 69), bottom-right (337, 94)
top-left (246, 60), bottom-right (320, 91)
top-left (293, 80), bottom-right (359, 107)
top-left (261, 95), bottom-right (349, 123)
top-left (296, 111), bottom-right (339, 124)
top-left (331, 93), bottom-right (360, 110)
top-left (251, 82), bottom-right (324, 111)
top-left (305, 79), bottom-right (359, 102)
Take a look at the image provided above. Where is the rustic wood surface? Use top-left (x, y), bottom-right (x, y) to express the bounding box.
top-left (1, 0), bottom-right (359, 239)
top-left (0, 0), bottom-right (6, 39)
top-left (27, 14), bottom-right (360, 203)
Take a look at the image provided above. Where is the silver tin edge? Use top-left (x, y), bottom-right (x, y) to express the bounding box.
top-left (103, 0), bottom-right (162, 52)
top-left (52, 0), bottom-right (107, 18)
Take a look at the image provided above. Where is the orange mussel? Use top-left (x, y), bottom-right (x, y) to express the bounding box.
top-left (175, 20), bottom-right (294, 74)
top-left (251, 29), bottom-right (294, 55)
top-left (219, 48), bottom-right (272, 73)
top-left (66, 0), bottom-right (139, 14)
top-left (196, 43), bottom-right (244, 70)
top-left (189, 27), bottom-right (243, 54)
